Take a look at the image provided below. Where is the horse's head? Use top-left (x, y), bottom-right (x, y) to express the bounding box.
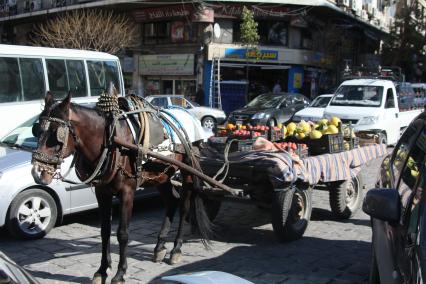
top-left (32, 92), bottom-right (76, 185)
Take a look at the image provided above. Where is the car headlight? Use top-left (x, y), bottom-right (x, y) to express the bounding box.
top-left (358, 116), bottom-right (379, 125)
top-left (252, 113), bottom-right (270, 119)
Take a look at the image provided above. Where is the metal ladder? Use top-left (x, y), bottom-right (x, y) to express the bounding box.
top-left (209, 57), bottom-right (222, 109)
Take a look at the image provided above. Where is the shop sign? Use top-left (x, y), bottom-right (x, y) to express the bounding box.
top-left (224, 48), bottom-right (279, 61)
top-left (139, 54), bottom-right (194, 76)
top-left (133, 5), bottom-right (193, 22)
top-left (215, 4), bottom-right (290, 18)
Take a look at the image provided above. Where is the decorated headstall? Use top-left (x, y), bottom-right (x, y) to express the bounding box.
top-left (32, 116), bottom-right (73, 173)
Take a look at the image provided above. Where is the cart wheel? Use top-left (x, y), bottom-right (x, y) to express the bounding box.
top-left (329, 174), bottom-right (364, 219)
top-left (271, 187), bottom-right (312, 242)
top-left (203, 197), bottom-right (222, 221)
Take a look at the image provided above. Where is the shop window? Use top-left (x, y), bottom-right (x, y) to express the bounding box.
top-left (175, 80), bottom-right (195, 97)
top-left (143, 22), bottom-right (197, 44)
top-left (258, 21), bottom-right (288, 46)
top-left (301, 29), bottom-right (313, 50)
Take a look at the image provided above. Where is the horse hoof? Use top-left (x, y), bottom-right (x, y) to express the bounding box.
top-left (153, 248), bottom-right (167, 263)
top-left (169, 252), bottom-right (182, 265)
top-left (91, 274), bottom-right (106, 284)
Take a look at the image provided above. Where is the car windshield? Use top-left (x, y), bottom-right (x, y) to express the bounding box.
top-left (330, 85), bottom-right (383, 107)
top-left (245, 94), bottom-right (283, 108)
top-left (310, 96), bottom-right (332, 107)
top-left (0, 115), bottom-right (38, 150)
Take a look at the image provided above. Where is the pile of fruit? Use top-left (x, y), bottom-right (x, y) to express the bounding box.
top-left (285, 117), bottom-right (342, 140)
top-left (218, 123), bottom-right (286, 140)
top-left (274, 141), bottom-right (308, 152)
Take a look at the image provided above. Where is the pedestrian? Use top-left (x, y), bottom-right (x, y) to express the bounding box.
top-left (195, 85), bottom-right (205, 106)
top-left (273, 81), bottom-right (282, 94)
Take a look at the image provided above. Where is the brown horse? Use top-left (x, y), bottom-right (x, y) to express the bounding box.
top-left (31, 88), bottom-right (212, 284)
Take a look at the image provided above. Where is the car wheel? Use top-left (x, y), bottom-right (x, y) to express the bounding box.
top-left (201, 116), bottom-right (216, 130)
top-left (6, 188), bottom-right (58, 240)
top-left (329, 174), bottom-right (364, 219)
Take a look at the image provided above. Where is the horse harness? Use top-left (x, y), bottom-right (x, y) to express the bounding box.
top-left (33, 94), bottom-right (197, 188)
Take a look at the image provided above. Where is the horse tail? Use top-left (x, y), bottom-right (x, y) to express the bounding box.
top-left (190, 175), bottom-right (213, 249)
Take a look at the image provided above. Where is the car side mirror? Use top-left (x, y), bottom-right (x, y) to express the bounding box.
top-left (362, 188), bottom-right (400, 223)
top-left (32, 123), bottom-right (41, 138)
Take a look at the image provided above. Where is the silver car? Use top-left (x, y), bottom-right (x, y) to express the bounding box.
top-left (0, 115), bottom-right (156, 240)
top-left (145, 95), bottom-right (226, 129)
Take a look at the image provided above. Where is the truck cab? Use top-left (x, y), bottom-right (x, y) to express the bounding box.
top-left (323, 79), bottom-right (422, 145)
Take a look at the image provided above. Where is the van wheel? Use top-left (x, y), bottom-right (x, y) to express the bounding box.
top-left (329, 174), bottom-right (363, 219)
top-left (6, 189), bottom-right (57, 240)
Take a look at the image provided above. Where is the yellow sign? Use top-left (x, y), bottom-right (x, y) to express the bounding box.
top-left (294, 73), bottom-right (302, 89)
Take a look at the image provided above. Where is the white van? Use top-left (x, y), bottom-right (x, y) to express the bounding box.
top-left (323, 79), bottom-right (422, 145)
top-left (0, 44), bottom-right (124, 137)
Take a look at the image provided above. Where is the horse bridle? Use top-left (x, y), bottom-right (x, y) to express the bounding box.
top-left (32, 116), bottom-right (74, 173)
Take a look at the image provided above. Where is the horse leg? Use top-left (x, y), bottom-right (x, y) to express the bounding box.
top-left (92, 188), bottom-right (113, 284)
top-left (153, 181), bottom-right (179, 263)
top-left (111, 187), bottom-right (134, 284)
top-left (169, 182), bottom-right (192, 265)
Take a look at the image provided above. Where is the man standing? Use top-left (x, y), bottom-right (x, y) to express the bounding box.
top-left (273, 81), bottom-right (282, 94)
top-left (195, 85), bottom-right (205, 106)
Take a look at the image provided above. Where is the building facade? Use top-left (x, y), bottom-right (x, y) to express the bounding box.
top-left (0, 0), bottom-right (398, 112)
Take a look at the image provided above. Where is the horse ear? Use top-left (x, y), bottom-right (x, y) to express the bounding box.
top-left (45, 92), bottom-right (54, 107)
top-left (59, 91), bottom-right (72, 110)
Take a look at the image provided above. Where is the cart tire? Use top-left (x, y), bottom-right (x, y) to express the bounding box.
top-left (203, 198), bottom-right (221, 221)
top-left (271, 187), bottom-right (312, 242)
top-left (329, 174), bottom-right (364, 219)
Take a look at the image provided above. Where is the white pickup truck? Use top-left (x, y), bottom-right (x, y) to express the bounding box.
top-left (323, 79), bottom-right (423, 145)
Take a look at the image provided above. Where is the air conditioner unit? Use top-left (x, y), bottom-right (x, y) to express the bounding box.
top-left (351, 0), bottom-right (359, 11)
top-left (30, 0), bottom-right (41, 11)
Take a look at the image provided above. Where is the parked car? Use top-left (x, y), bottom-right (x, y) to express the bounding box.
top-left (0, 114), bottom-right (157, 240)
top-left (363, 112), bottom-right (426, 283)
top-left (227, 92), bottom-right (310, 126)
top-left (291, 94), bottom-right (333, 122)
top-left (145, 95), bottom-right (226, 129)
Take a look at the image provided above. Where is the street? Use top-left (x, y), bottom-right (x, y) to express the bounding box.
top-left (0, 158), bottom-right (382, 284)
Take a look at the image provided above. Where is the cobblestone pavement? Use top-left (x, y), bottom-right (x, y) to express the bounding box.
top-left (0, 158), bottom-right (384, 284)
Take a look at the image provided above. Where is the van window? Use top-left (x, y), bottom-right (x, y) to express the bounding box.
top-left (46, 59), bottom-right (68, 98)
top-left (385, 88), bottom-right (395, 108)
top-left (0, 57), bottom-right (21, 102)
top-left (87, 60), bottom-right (120, 96)
top-left (20, 58), bottom-right (45, 101)
top-left (66, 60), bottom-right (87, 97)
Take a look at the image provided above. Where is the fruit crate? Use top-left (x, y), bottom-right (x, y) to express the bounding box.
top-left (268, 128), bottom-right (284, 142)
top-left (306, 133), bottom-right (345, 155)
top-left (208, 137), bottom-right (255, 153)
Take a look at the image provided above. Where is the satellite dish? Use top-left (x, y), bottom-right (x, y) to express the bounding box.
top-left (213, 23), bottom-right (221, 39)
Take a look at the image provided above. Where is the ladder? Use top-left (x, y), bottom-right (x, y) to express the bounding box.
top-left (209, 57), bottom-right (222, 109)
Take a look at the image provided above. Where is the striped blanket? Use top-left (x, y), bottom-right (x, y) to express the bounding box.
top-left (302, 144), bottom-right (388, 185)
top-left (221, 144), bottom-right (388, 188)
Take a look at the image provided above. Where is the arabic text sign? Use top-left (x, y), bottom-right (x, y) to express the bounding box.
top-left (224, 48), bottom-right (279, 61)
top-left (139, 54), bottom-right (194, 75)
